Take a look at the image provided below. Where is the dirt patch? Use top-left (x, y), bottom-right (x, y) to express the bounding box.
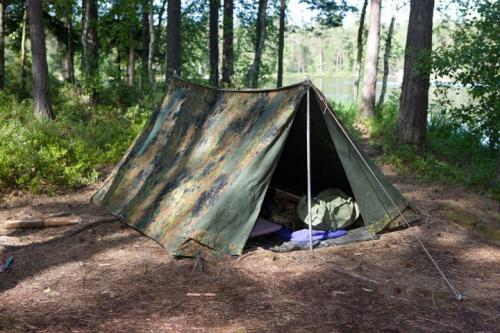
top-left (1, 175), bottom-right (499, 332)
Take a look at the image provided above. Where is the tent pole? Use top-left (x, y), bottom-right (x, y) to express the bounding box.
top-left (306, 78), bottom-right (313, 252)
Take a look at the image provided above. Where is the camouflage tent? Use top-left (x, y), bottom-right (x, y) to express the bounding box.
top-left (92, 77), bottom-right (418, 257)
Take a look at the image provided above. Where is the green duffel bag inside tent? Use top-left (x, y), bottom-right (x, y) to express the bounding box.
top-left (297, 189), bottom-right (360, 231)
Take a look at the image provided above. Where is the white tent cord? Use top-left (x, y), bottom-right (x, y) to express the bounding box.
top-left (309, 83), bottom-right (463, 301)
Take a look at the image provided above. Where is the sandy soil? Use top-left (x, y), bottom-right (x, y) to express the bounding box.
top-left (0, 171), bottom-right (499, 333)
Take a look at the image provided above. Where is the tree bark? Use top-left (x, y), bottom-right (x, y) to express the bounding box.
top-left (0, 0), bottom-right (4, 90)
top-left (64, 2), bottom-right (75, 84)
top-left (81, 0), bottom-right (87, 75)
top-left (19, 8), bottom-right (27, 96)
top-left (27, 0), bottom-right (54, 119)
top-left (141, 0), bottom-right (150, 88)
top-left (166, 0), bottom-right (181, 78)
top-left (148, 0), bottom-right (155, 84)
top-left (397, 0), bottom-right (434, 147)
top-left (360, 0), bottom-right (381, 118)
top-left (82, 0), bottom-right (99, 104)
top-left (377, 15), bottom-right (394, 109)
top-left (276, 0), bottom-right (286, 88)
top-left (245, 0), bottom-right (268, 88)
top-left (353, 0), bottom-right (367, 100)
top-left (209, 0), bottom-right (219, 86)
top-left (221, 0), bottom-right (233, 86)
top-left (128, 2), bottom-right (136, 88)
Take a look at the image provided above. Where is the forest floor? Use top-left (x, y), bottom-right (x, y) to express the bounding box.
top-left (0, 165), bottom-right (499, 333)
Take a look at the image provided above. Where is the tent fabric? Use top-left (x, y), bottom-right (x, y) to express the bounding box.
top-left (92, 77), bottom-right (419, 257)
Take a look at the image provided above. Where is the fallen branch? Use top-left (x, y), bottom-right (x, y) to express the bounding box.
top-left (4, 215), bottom-right (82, 229)
top-left (3, 215), bottom-right (121, 251)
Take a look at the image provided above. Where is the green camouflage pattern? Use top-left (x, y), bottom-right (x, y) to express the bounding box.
top-left (92, 78), bottom-right (307, 257)
top-left (93, 78), bottom-right (418, 257)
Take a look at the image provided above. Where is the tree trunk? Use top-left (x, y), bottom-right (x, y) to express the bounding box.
top-left (221, 0), bottom-right (233, 86)
top-left (82, 0), bottom-right (99, 104)
top-left (209, 0), bottom-right (219, 86)
top-left (166, 0), bottom-right (181, 78)
top-left (360, 0), bottom-right (381, 118)
top-left (27, 0), bottom-right (54, 119)
top-left (396, 0), bottom-right (434, 147)
top-left (81, 0), bottom-right (87, 75)
top-left (64, 2), bottom-right (75, 84)
top-left (0, 0), bottom-right (4, 90)
top-left (19, 8), bottom-right (27, 97)
top-left (245, 0), bottom-right (268, 88)
top-left (377, 15), bottom-right (394, 109)
top-left (276, 0), bottom-right (286, 88)
top-left (128, 3), bottom-right (136, 88)
top-left (353, 0), bottom-right (367, 100)
top-left (148, 0), bottom-right (155, 84)
top-left (141, 0), bottom-right (150, 88)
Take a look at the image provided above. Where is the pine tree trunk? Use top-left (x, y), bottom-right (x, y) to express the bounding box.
top-left (141, 0), bottom-right (150, 88)
top-left (360, 0), bottom-right (381, 118)
top-left (209, 0), bottom-right (219, 86)
top-left (166, 0), bottom-right (181, 78)
top-left (377, 15), bottom-right (394, 109)
top-left (82, 0), bottom-right (99, 104)
top-left (27, 0), bottom-right (54, 119)
top-left (276, 0), bottom-right (286, 88)
top-left (397, 0), bottom-right (434, 147)
top-left (245, 0), bottom-right (268, 88)
top-left (353, 0), bottom-right (367, 100)
top-left (19, 8), bottom-right (27, 97)
top-left (81, 0), bottom-right (87, 75)
top-left (64, 2), bottom-right (75, 84)
top-left (128, 3), bottom-right (136, 88)
top-left (0, 0), bottom-right (4, 90)
top-left (221, 0), bottom-right (233, 86)
top-left (148, 0), bottom-right (155, 84)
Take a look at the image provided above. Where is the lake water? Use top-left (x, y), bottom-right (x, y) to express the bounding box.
top-left (281, 75), bottom-right (401, 104)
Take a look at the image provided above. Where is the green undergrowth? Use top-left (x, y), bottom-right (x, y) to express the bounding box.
top-left (369, 94), bottom-right (499, 200)
top-left (0, 84), bottom-right (156, 194)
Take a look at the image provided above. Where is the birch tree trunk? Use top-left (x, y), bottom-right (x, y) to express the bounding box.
top-left (209, 0), bottom-right (219, 86)
top-left (245, 0), bottom-right (268, 88)
top-left (166, 0), bottom-right (181, 78)
top-left (397, 0), bottom-right (434, 147)
top-left (353, 0), bottom-right (367, 100)
top-left (276, 0), bottom-right (286, 88)
top-left (377, 15), bottom-right (395, 109)
top-left (27, 0), bottom-right (54, 119)
top-left (360, 0), bottom-right (381, 118)
top-left (221, 0), bottom-right (234, 86)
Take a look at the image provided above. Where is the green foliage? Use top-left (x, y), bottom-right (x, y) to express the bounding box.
top-left (432, 0), bottom-right (500, 149)
top-left (0, 89), bottom-right (150, 193)
top-left (372, 94), bottom-right (499, 199)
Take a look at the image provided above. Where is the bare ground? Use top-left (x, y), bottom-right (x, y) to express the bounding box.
top-left (0, 169), bottom-right (499, 333)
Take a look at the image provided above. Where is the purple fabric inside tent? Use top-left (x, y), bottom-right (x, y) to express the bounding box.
top-left (276, 228), bottom-right (347, 243)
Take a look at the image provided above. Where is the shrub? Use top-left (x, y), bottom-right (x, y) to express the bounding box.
top-left (0, 89), bottom-right (151, 194)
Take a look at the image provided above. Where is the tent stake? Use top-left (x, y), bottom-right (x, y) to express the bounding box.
top-left (306, 78), bottom-right (313, 252)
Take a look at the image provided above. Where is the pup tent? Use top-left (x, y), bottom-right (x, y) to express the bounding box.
top-left (92, 77), bottom-right (419, 257)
